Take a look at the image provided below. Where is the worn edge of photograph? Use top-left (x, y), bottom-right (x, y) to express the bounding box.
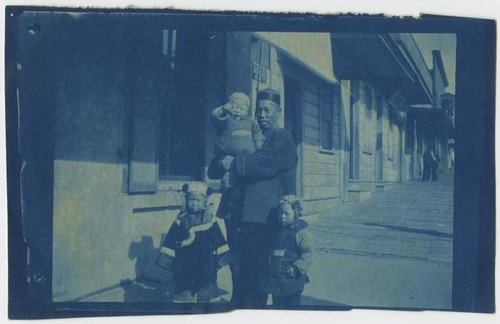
top-left (4, 5), bottom-right (496, 320)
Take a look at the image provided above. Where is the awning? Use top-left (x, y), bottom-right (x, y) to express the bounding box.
top-left (255, 32), bottom-right (337, 84)
top-left (410, 107), bottom-right (454, 138)
top-left (331, 33), bottom-right (433, 105)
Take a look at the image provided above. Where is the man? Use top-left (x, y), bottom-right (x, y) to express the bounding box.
top-left (431, 149), bottom-right (440, 182)
top-left (209, 88), bottom-right (297, 308)
top-left (422, 145), bottom-right (439, 182)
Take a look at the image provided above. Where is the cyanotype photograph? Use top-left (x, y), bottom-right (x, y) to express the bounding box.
top-left (5, 7), bottom-right (495, 318)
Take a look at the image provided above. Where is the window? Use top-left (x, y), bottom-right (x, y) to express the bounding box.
top-left (365, 84), bottom-right (373, 111)
top-left (349, 81), bottom-right (360, 180)
top-left (128, 30), bottom-right (208, 193)
top-left (362, 83), bottom-right (375, 155)
top-left (158, 30), bottom-right (207, 180)
top-left (319, 83), bottom-right (342, 152)
top-left (332, 84), bottom-right (341, 150)
top-left (405, 118), bottom-right (414, 155)
top-left (320, 86), bottom-right (334, 150)
top-left (388, 124), bottom-right (395, 161)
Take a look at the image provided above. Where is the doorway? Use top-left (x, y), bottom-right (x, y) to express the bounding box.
top-left (284, 75), bottom-right (302, 196)
top-left (349, 90), bottom-right (359, 180)
top-left (375, 96), bottom-right (384, 182)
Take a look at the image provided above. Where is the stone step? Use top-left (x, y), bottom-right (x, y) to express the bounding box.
top-left (375, 184), bottom-right (393, 192)
top-left (348, 190), bottom-right (371, 202)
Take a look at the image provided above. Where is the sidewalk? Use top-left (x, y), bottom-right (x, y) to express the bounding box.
top-left (302, 173), bottom-right (454, 309)
top-left (82, 173), bottom-right (454, 309)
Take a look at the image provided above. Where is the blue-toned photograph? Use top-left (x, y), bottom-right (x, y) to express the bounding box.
top-left (5, 8), bottom-right (495, 318)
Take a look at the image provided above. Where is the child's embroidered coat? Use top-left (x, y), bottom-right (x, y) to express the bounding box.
top-left (157, 209), bottom-right (229, 295)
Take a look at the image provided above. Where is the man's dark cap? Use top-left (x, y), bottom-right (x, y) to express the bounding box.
top-left (257, 88), bottom-right (280, 105)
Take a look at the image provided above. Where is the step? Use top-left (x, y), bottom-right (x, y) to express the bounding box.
top-left (348, 190), bottom-right (371, 202)
top-left (375, 183), bottom-right (394, 192)
top-left (347, 181), bottom-right (373, 192)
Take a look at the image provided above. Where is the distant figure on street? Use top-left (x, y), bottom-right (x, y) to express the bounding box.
top-left (155, 183), bottom-right (230, 303)
top-left (259, 195), bottom-right (313, 307)
top-left (449, 147), bottom-right (455, 171)
top-left (431, 151), bottom-right (440, 181)
top-left (422, 146), bottom-right (439, 182)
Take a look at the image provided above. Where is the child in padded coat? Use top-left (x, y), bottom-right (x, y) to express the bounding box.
top-left (156, 183), bottom-right (230, 303)
top-left (211, 92), bottom-right (264, 184)
top-left (259, 195), bottom-right (314, 307)
top-left (210, 92), bottom-right (264, 220)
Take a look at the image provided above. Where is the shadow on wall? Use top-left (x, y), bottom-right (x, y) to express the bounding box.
top-left (122, 235), bottom-right (173, 303)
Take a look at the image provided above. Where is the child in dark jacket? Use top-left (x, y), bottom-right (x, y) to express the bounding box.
top-left (156, 183), bottom-right (230, 303)
top-left (259, 195), bottom-right (314, 307)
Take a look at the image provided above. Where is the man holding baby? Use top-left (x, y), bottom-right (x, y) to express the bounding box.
top-left (208, 88), bottom-right (298, 308)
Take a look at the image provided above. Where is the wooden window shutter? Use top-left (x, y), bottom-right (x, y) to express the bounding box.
top-left (128, 34), bottom-right (160, 193)
top-left (128, 75), bottom-right (159, 193)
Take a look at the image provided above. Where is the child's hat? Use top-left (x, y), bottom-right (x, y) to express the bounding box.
top-left (182, 182), bottom-right (213, 197)
top-left (279, 195), bottom-right (303, 216)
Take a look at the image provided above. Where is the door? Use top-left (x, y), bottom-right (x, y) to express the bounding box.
top-left (349, 88), bottom-right (359, 180)
top-left (375, 96), bottom-right (384, 182)
top-left (284, 75), bottom-right (302, 196)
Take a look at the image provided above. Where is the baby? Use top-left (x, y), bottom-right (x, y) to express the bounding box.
top-left (211, 92), bottom-right (264, 192)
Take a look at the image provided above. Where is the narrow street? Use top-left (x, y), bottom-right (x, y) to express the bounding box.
top-left (83, 174), bottom-right (454, 309)
top-left (302, 173), bottom-right (454, 309)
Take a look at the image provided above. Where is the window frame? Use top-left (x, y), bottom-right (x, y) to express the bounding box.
top-left (156, 29), bottom-right (208, 182)
top-left (319, 84), bottom-right (337, 153)
top-left (387, 123), bottom-right (396, 161)
top-left (361, 83), bottom-right (375, 156)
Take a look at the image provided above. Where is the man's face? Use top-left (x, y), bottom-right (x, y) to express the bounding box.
top-left (256, 100), bottom-right (280, 130)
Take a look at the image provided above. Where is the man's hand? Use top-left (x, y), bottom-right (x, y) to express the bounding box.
top-left (285, 265), bottom-right (297, 278)
top-left (221, 155), bottom-right (234, 171)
